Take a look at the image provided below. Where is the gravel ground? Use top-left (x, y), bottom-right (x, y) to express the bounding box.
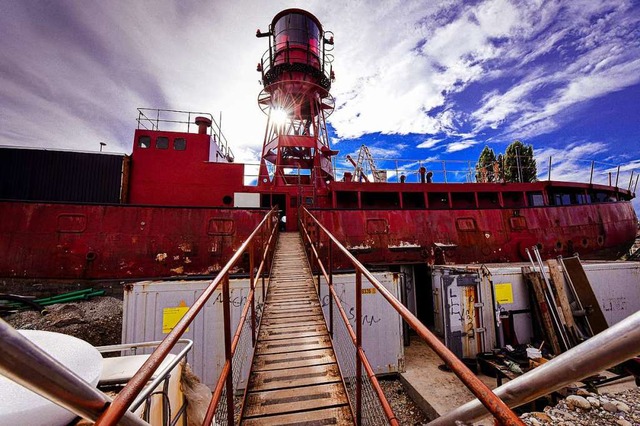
top-left (4, 296), bottom-right (123, 347)
top-left (380, 378), bottom-right (430, 425)
top-left (521, 388), bottom-right (640, 426)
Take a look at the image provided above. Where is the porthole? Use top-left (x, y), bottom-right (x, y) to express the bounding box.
top-left (138, 135), bottom-right (151, 149)
top-left (174, 138), bottom-right (187, 151)
top-left (156, 136), bottom-right (169, 149)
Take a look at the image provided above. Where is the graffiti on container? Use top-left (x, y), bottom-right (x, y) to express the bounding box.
top-left (320, 292), bottom-right (381, 327)
top-left (603, 297), bottom-right (627, 312)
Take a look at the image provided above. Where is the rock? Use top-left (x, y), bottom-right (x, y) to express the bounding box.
top-left (576, 388), bottom-right (591, 396)
top-left (566, 395), bottom-right (591, 410)
top-left (586, 396), bottom-right (600, 408)
top-left (530, 412), bottom-right (552, 422)
top-left (616, 419), bottom-right (632, 426)
top-left (615, 402), bottom-right (630, 413)
top-left (528, 418), bottom-right (542, 426)
top-left (602, 401), bottom-right (619, 413)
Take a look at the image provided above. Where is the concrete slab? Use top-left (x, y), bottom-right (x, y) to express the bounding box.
top-left (400, 335), bottom-right (497, 421)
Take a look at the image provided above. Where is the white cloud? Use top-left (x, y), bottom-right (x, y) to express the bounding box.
top-left (445, 139), bottom-right (479, 153)
top-left (0, 0), bottom-right (639, 164)
top-left (417, 138), bottom-right (442, 149)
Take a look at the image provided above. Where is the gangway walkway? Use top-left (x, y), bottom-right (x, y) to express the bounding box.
top-left (240, 232), bottom-right (354, 425)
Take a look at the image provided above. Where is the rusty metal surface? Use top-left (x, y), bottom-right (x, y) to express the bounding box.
top-left (240, 232), bottom-right (354, 424)
top-left (309, 200), bottom-right (637, 268)
top-left (96, 207), bottom-right (278, 426)
top-left (0, 201), bottom-right (267, 279)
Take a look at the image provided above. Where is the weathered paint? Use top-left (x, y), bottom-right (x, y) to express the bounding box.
top-left (0, 201), bottom-right (266, 279)
top-left (310, 200), bottom-right (637, 268)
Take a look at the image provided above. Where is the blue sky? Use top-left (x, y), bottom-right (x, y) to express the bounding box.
top-left (1, 0), bottom-right (639, 212)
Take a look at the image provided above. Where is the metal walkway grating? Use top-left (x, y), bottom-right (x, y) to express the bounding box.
top-left (240, 232), bottom-right (354, 425)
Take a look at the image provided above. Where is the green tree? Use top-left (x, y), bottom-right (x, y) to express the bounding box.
top-left (504, 140), bottom-right (537, 182)
top-left (476, 146), bottom-right (497, 182)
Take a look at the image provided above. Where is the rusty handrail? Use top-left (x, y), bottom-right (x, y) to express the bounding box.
top-left (95, 206), bottom-right (279, 425)
top-left (299, 213), bottom-right (397, 425)
top-left (300, 207), bottom-right (525, 426)
top-left (203, 214), bottom-right (280, 424)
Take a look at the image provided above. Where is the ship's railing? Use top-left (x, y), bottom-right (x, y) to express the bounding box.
top-left (93, 206), bottom-right (279, 425)
top-left (241, 158), bottom-right (639, 192)
top-left (136, 108), bottom-right (234, 162)
top-left (298, 206), bottom-right (526, 426)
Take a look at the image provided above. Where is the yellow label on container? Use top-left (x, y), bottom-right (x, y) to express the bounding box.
top-left (361, 288), bottom-right (377, 295)
top-left (162, 306), bottom-right (190, 334)
top-left (495, 283), bottom-right (514, 304)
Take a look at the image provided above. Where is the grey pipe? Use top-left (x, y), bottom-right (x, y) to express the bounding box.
top-left (429, 310), bottom-right (640, 425)
top-left (0, 318), bottom-right (148, 426)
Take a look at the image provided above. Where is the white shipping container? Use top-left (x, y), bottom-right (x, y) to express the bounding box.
top-left (319, 272), bottom-right (404, 375)
top-left (122, 279), bottom-right (263, 388)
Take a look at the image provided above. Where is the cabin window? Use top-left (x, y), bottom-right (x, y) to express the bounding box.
top-left (503, 191), bottom-right (525, 208)
top-left (575, 193), bottom-right (589, 204)
top-left (451, 192), bottom-right (476, 209)
top-left (361, 192), bottom-right (399, 208)
top-left (477, 192), bottom-right (499, 208)
top-left (174, 138), bottom-right (187, 151)
top-left (549, 192), bottom-right (571, 206)
top-left (527, 192), bottom-right (544, 207)
top-left (156, 136), bottom-right (169, 149)
top-left (427, 192), bottom-right (449, 209)
top-left (336, 191), bottom-right (358, 208)
top-left (138, 135), bottom-right (151, 149)
top-left (402, 192), bottom-right (425, 208)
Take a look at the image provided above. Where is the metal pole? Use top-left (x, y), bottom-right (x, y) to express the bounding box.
top-left (429, 310), bottom-right (640, 425)
top-left (249, 242), bottom-right (256, 346)
top-left (516, 146), bottom-right (522, 183)
top-left (634, 174), bottom-right (639, 193)
top-left (589, 161), bottom-right (594, 184)
top-left (0, 319), bottom-right (148, 426)
top-left (615, 165), bottom-right (620, 187)
top-left (355, 270), bottom-right (363, 426)
top-left (222, 275), bottom-right (234, 426)
top-left (628, 170), bottom-right (634, 191)
top-left (548, 156), bottom-right (552, 181)
top-left (442, 161), bottom-right (447, 183)
top-left (328, 241), bottom-right (334, 337)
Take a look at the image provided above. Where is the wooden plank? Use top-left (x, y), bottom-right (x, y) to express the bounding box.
top-left (241, 405), bottom-right (353, 426)
top-left (248, 363), bottom-right (342, 391)
top-left (242, 382), bottom-right (348, 418)
top-left (252, 347), bottom-right (336, 371)
top-left (523, 267), bottom-right (562, 355)
top-left (562, 257), bottom-right (608, 334)
top-left (255, 335), bottom-right (333, 355)
top-left (258, 327), bottom-right (328, 342)
top-left (546, 259), bottom-right (579, 346)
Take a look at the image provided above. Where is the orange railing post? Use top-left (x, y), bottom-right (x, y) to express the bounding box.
top-left (249, 241), bottom-right (256, 346)
top-left (355, 270), bottom-right (363, 426)
top-left (221, 274), bottom-right (234, 426)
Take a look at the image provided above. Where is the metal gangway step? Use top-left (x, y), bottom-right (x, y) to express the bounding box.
top-left (240, 232), bottom-right (354, 425)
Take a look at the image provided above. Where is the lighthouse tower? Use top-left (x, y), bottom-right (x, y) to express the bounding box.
top-left (256, 9), bottom-right (336, 191)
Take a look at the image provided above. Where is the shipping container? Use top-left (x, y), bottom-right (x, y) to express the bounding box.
top-left (122, 272), bottom-right (404, 389)
top-left (0, 147), bottom-right (125, 203)
top-left (406, 262), bottom-right (640, 359)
